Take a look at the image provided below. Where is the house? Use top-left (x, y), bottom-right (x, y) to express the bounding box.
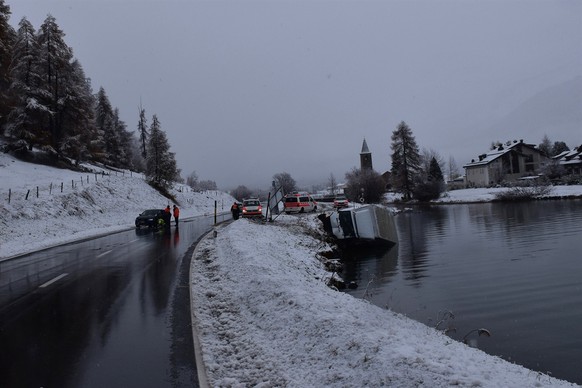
top-left (463, 140), bottom-right (550, 187)
top-left (553, 145), bottom-right (582, 175)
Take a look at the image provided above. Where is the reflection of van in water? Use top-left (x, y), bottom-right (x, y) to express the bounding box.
top-left (284, 192), bottom-right (318, 214)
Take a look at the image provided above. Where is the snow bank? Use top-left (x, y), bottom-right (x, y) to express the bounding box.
top-left (191, 215), bottom-right (578, 387)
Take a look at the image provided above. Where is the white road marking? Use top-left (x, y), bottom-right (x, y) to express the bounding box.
top-left (129, 239), bottom-right (139, 243)
top-left (39, 273), bottom-right (68, 288)
top-left (96, 249), bottom-right (113, 258)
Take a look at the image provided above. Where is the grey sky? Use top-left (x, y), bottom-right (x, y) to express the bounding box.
top-left (8, 0), bottom-right (582, 190)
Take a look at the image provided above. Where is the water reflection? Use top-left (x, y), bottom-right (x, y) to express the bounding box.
top-left (342, 200), bottom-right (582, 385)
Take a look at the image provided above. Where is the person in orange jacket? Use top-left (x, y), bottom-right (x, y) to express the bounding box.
top-left (231, 201), bottom-right (240, 220)
top-left (163, 205), bottom-right (171, 228)
top-left (173, 205), bottom-right (180, 226)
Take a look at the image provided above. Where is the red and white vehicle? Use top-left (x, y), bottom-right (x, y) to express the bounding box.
top-left (242, 198), bottom-right (263, 217)
top-left (284, 192), bottom-right (318, 214)
top-left (333, 194), bottom-right (349, 209)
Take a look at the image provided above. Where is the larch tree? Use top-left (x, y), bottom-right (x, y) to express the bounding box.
top-left (145, 114), bottom-right (178, 190)
top-left (94, 86), bottom-right (116, 164)
top-left (390, 121), bottom-right (421, 200)
top-left (59, 59), bottom-right (97, 164)
top-left (6, 17), bottom-right (45, 149)
top-left (0, 0), bottom-right (15, 134)
top-left (137, 104), bottom-right (148, 159)
top-left (36, 14), bottom-right (75, 153)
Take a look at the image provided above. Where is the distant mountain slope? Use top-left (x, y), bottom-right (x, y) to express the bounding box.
top-left (487, 76), bottom-right (582, 146)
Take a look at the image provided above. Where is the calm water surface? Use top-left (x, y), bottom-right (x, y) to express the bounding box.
top-left (342, 200), bottom-right (582, 385)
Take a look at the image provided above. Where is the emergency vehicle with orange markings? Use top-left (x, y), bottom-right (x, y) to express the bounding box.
top-left (283, 192), bottom-right (318, 214)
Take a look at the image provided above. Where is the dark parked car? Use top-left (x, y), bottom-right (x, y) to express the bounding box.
top-left (135, 209), bottom-right (165, 228)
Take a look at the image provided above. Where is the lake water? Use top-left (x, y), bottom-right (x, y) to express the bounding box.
top-left (341, 200), bottom-right (582, 385)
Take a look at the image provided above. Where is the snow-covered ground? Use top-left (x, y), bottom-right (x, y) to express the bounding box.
top-left (191, 215), bottom-right (579, 388)
top-left (0, 152), bottom-right (236, 259)
top-left (2, 151), bottom-right (582, 387)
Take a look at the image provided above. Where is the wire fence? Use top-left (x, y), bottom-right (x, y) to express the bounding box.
top-left (4, 170), bottom-right (144, 204)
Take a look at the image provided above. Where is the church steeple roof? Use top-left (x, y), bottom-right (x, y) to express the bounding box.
top-left (361, 138), bottom-right (370, 154)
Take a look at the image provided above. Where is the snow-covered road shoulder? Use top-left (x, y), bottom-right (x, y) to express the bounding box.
top-left (190, 216), bottom-right (577, 387)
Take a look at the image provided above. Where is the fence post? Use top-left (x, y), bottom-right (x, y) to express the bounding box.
top-left (37, 186), bottom-right (39, 198)
top-left (25, 189), bottom-right (30, 200)
top-left (72, 180), bottom-right (74, 189)
top-left (61, 182), bottom-right (63, 192)
top-left (50, 183), bottom-right (52, 194)
top-left (8, 188), bottom-right (11, 204)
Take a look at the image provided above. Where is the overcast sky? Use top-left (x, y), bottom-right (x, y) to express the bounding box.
top-left (8, 0), bottom-right (582, 190)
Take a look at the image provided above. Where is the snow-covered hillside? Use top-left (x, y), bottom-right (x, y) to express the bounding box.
top-left (0, 152), bottom-right (236, 259)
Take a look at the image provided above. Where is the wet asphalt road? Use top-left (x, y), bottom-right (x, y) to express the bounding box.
top-left (0, 213), bottom-right (230, 388)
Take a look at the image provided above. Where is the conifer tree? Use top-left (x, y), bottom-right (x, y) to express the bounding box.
top-left (428, 157), bottom-right (444, 182)
top-left (390, 121), bottom-right (421, 200)
top-left (36, 14), bottom-right (74, 153)
top-left (94, 87), bottom-right (118, 165)
top-left (60, 59), bottom-right (97, 163)
top-left (137, 104), bottom-right (148, 159)
top-left (0, 0), bottom-right (16, 134)
top-left (145, 114), bottom-right (178, 189)
top-left (6, 17), bottom-right (45, 148)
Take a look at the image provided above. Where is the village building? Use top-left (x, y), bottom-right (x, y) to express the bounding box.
top-left (360, 138), bottom-right (373, 170)
top-left (553, 145), bottom-right (582, 175)
top-left (463, 140), bottom-right (550, 187)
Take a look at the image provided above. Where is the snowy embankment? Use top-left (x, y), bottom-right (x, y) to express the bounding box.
top-left (191, 215), bottom-right (578, 388)
top-left (0, 152), bottom-right (235, 259)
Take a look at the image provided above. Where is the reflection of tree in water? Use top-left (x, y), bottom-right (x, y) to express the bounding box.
top-left (397, 207), bottom-right (448, 286)
top-left (141, 231), bottom-right (179, 316)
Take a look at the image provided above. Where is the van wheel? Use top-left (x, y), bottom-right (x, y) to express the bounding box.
top-left (299, 208), bottom-right (304, 213)
top-left (313, 206), bottom-right (317, 212)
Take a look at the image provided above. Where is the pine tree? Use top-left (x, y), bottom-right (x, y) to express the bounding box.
top-left (0, 0), bottom-right (16, 134)
top-left (145, 114), bottom-right (178, 189)
top-left (6, 17), bottom-right (45, 149)
top-left (137, 104), bottom-right (148, 159)
top-left (428, 157), bottom-right (444, 182)
top-left (390, 121), bottom-right (421, 200)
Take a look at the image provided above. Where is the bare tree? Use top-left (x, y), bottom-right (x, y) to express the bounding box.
top-left (328, 173), bottom-right (337, 195)
top-left (273, 172), bottom-right (296, 194)
top-left (186, 171), bottom-right (198, 189)
top-left (448, 155), bottom-right (461, 181)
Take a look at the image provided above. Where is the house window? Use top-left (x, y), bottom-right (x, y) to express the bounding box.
top-left (525, 154), bottom-right (534, 172)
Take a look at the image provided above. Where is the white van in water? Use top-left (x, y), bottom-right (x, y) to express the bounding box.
top-left (283, 192), bottom-right (317, 214)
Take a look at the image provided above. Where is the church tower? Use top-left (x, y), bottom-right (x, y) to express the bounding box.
top-left (360, 138), bottom-right (373, 170)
